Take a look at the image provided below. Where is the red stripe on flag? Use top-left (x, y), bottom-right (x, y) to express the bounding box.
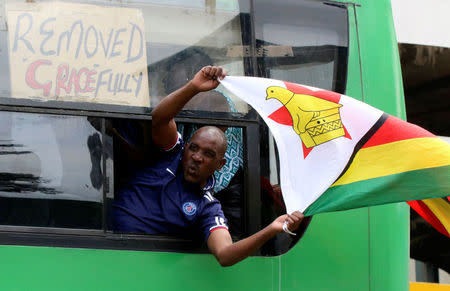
top-left (363, 115), bottom-right (435, 149)
top-left (407, 200), bottom-right (450, 237)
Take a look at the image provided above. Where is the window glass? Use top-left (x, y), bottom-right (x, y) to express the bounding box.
top-left (1, 0), bottom-right (249, 113)
top-left (0, 111), bottom-right (103, 229)
top-left (144, 0), bottom-right (249, 113)
top-left (254, 0), bottom-right (348, 92)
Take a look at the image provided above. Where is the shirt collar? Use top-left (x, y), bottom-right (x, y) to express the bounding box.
top-left (203, 175), bottom-right (215, 191)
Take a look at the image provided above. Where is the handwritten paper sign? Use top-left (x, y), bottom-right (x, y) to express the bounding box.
top-left (8, 2), bottom-right (150, 107)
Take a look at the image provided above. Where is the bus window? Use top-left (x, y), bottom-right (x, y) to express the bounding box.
top-left (0, 111), bottom-right (103, 229)
top-left (0, 0), bottom-right (254, 251)
top-left (109, 119), bottom-right (245, 242)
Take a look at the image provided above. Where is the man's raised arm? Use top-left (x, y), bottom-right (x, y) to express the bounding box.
top-left (151, 66), bottom-right (227, 149)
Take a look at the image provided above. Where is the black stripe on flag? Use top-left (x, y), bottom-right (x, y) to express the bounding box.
top-left (332, 113), bottom-right (389, 184)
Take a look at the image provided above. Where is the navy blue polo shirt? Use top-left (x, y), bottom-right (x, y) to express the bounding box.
top-left (112, 134), bottom-right (228, 241)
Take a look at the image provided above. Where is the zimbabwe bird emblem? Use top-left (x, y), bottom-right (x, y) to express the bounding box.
top-left (266, 86), bottom-right (346, 149)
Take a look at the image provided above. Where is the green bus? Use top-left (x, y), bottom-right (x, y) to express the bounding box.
top-left (0, 0), bottom-right (408, 290)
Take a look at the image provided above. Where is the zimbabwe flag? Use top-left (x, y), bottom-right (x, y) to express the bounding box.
top-left (220, 76), bottom-right (450, 234)
top-left (303, 114), bottom-right (450, 216)
top-left (408, 197), bottom-right (450, 237)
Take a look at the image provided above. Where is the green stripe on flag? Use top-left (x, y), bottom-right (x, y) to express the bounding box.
top-left (304, 165), bottom-right (450, 216)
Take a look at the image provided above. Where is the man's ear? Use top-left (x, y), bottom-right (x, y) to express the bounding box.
top-left (217, 158), bottom-right (226, 171)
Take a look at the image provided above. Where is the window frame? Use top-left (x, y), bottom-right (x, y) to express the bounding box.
top-left (0, 111), bottom-right (262, 253)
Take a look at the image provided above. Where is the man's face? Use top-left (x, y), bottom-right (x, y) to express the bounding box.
top-left (182, 129), bottom-right (226, 187)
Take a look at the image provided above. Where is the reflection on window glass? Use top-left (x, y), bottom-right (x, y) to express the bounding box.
top-left (255, 0), bottom-right (348, 92)
top-left (0, 0), bottom-right (10, 97)
top-left (0, 111), bottom-right (103, 229)
top-left (145, 0), bottom-right (249, 112)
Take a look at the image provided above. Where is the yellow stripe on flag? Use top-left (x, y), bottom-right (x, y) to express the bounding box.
top-left (333, 137), bottom-right (450, 186)
top-left (422, 198), bottom-right (450, 234)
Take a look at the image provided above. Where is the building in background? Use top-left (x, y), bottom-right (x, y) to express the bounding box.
top-left (391, 0), bottom-right (450, 284)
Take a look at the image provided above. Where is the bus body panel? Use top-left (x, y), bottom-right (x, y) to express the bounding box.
top-left (0, 245), bottom-right (276, 291)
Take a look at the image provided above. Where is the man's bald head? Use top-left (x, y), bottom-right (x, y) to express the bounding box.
top-left (190, 126), bottom-right (228, 158)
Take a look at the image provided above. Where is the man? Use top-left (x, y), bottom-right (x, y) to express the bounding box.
top-left (113, 66), bottom-right (304, 267)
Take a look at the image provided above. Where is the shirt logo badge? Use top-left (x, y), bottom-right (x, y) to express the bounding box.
top-left (182, 202), bottom-right (197, 216)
